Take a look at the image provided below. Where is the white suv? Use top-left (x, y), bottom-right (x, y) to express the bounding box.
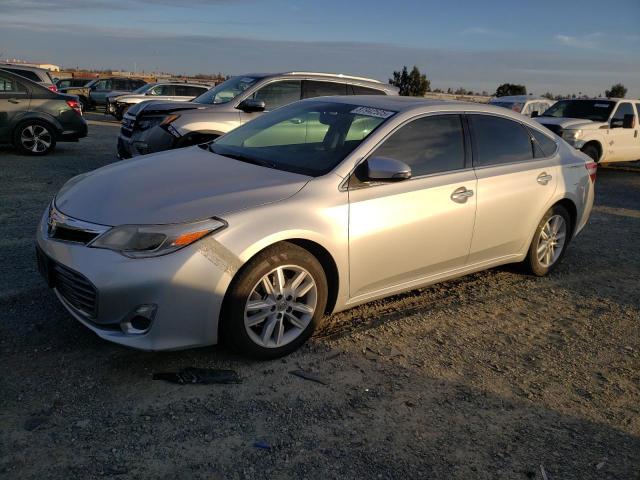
top-left (489, 95), bottom-right (555, 117)
top-left (536, 98), bottom-right (640, 163)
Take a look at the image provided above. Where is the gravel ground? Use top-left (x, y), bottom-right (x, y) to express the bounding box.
top-left (1, 114), bottom-right (639, 479)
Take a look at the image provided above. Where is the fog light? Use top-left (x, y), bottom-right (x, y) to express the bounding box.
top-left (121, 304), bottom-right (157, 335)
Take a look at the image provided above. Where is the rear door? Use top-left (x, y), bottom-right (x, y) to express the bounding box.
top-left (348, 113), bottom-right (477, 299)
top-left (467, 113), bottom-right (558, 264)
top-left (0, 72), bottom-right (30, 141)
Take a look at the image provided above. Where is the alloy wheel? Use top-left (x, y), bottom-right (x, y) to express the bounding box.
top-left (21, 125), bottom-right (53, 153)
top-left (536, 214), bottom-right (567, 267)
top-left (244, 265), bottom-right (317, 348)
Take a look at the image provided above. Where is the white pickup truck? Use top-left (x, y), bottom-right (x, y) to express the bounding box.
top-left (535, 98), bottom-right (640, 163)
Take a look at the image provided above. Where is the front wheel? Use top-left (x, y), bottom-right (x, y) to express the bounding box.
top-left (524, 205), bottom-right (571, 276)
top-left (222, 243), bottom-right (328, 359)
top-left (13, 120), bottom-right (57, 155)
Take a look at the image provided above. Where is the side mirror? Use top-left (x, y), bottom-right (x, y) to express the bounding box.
top-left (365, 156), bottom-right (412, 181)
top-left (237, 98), bottom-right (266, 113)
top-left (610, 119), bottom-right (623, 129)
top-left (531, 111), bottom-right (539, 118)
top-left (623, 114), bottom-right (635, 129)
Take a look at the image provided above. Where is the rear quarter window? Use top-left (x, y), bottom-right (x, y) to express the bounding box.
top-left (349, 85), bottom-right (386, 95)
top-left (5, 68), bottom-right (41, 82)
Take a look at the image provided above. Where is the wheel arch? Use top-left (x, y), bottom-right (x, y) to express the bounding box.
top-left (581, 140), bottom-right (603, 162)
top-left (553, 198), bottom-right (578, 237)
top-left (11, 113), bottom-right (63, 140)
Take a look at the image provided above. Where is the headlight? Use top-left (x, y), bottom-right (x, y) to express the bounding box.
top-left (89, 218), bottom-right (226, 258)
top-left (562, 129), bottom-right (583, 141)
top-left (160, 114), bottom-right (180, 126)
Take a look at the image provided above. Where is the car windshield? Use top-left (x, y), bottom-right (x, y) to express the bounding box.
top-left (133, 84), bottom-right (154, 94)
top-left (193, 76), bottom-right (260, 105)
top-left (209, 101), bottom-right (394, 177)
top-left (490, 101), bottom-right (523, 112)
top-left (540, 100), bottom-right (615, 122)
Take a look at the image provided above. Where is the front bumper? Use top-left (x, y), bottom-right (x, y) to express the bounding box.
top-left (36, 209), bottom-right (234, 351)
top-left (117, 124), bottom-right (178, 159)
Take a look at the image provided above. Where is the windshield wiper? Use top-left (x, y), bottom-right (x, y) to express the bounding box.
top-left (208, 145), bottom-right (276, 169)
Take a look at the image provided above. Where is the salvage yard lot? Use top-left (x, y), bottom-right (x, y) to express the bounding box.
top-left (1, 113), bottom-right (639, 479)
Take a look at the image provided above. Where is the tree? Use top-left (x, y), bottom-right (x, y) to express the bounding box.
top-left (542, 92), bottom-right (554, 100)
top-left (605, 83), bottom-right (627, 98)
top-left (494, 83), bottom-right (527, 97)
top-left (389, 65), bottom-right (430, 97)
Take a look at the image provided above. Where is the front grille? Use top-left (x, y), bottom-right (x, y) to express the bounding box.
top-left (49, 226), bottom-right (99, 244)
top-left (541, 123), bottom-right (563, 136)
top-left (52, 262), bottom-right (98, 318)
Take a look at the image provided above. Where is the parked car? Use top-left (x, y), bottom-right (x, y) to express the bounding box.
top-left (0, 63), bottom-right (58, 92)
top-left (37, 97), bottom-right (595, 358)
top-left (105, 82), bottom-right (211, 120)
top-left (63, 77), bottom-right (147, 111)
top-left (0, 69), bottom-right (87, 155)
top-left (536, 98), bottom-right (640, 163)
top-left (489, 95), bottom-right (555, 117)
top-left (117, 71), bottom-right (398, 158)
top-left (56, 77), bottom-right (93, 90)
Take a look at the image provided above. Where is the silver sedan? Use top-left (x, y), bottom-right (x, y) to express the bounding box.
top-left (36, 96), bottom-right (596, 358)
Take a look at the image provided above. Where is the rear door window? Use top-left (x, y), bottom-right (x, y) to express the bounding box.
top-left (349, 85), bottom-right (386, 95)
top-left (252, 80), bottom-right (302, 110)
top-left (371, 114), bottom-right (466, 176)
top-left (470, 114), bottom-right (534, 166)
top-left (302, 80), bottom-right (347, 99)
top-left (4, 68), bottom-right (41, 82)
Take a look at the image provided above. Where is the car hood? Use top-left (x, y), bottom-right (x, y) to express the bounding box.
top-left (111, 93), bottom-right (146, 102)
top-left (127, 99), bottom-right (211, 117)
top-left (106, 90), bottom-right (135, 101)
top-left (55, 146), bottom-right (310, 226)
top-left (536, 117), bottom-right (606, 130)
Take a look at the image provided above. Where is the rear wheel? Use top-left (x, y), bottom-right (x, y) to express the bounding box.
top-left (222, 243), bottom-right (328, 359)
top-left (13, 120), bottom-right (57, 155)
top-left (581, 143), bottom-right (600, 163)
top-left (524, 205), bottom-right (571, 276)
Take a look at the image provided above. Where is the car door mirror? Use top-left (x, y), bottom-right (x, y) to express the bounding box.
top-left (365, 156), bottom-right (412, 181)
top-left (610, 119), bottom-right (623, 129)
top-left (237, 98), bottom-right (266, 113)
top-left (623, 114), bottom-right (635, 129)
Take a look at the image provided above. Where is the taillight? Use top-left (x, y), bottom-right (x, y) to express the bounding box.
top-left (585, 161), bottom-right (597, 183)
top-left (48, 85), bottom-right (58, 92)
top-left (66, 99), bottom-right (82, 115)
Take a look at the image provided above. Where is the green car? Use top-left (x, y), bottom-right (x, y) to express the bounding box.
top-left (0, 69), bottom-right (88, 155)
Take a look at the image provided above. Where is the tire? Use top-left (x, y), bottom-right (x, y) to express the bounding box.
top-left (13, 120), bottom-right (57, 156)
top-left (581, 144), bottom-right (600, 163)
top-left (524, 205), bottom-right (571, 277)
top-left (221, 242), bottom-right (328, 359)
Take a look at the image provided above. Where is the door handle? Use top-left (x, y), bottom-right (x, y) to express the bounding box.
top-left (451, 186), bottom-right (474, 203)
top-left (537, 172), bottom-right (552, 185)
top-left (8, 99), bottom-right (20, 104)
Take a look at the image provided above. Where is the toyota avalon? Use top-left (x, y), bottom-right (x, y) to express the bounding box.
top-left (37, 96), bottom-right (595, 358)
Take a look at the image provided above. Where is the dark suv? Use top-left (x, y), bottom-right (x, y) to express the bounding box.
top-left (0, 69), bottom-right (87, 155)
top-left (63, 77), bottom-right (147, 111)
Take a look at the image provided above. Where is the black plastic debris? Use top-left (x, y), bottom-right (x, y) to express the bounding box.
top-left (252, 440), bottom-right (271, 449)
top-left (153, 367), bottom-right (241, 385)
top-left (289, 369), bottom-right (327, 385)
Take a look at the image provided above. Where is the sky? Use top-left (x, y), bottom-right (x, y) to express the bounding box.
top-left (1, 0), bottom-right (639, 97)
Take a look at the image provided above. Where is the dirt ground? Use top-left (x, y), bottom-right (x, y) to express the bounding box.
top-left (1, 114), bottom-right (639, 479)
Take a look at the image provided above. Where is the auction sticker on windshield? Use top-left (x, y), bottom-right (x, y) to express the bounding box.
top-left (350, 106), bottom-right (396, 119)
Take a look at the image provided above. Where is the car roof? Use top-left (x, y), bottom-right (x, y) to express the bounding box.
top-left (240, 71), bottom-right (388, 86)
top-left (302, 95), bottom-right (555, 121)
top-left (0, 62), bottom-right (48, 73)
top-left (490, 95), bottom-right (552, 102)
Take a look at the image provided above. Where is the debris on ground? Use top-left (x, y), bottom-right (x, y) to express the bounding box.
top-left (152, 367), bottom-right (241, 385)
top-left (289, 369), bottom-right (328, 385)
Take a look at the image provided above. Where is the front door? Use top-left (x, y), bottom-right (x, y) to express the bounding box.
top-left (608, 102), bottom-right (639, 162)
top-left (348, 114), bottom-right (477, 300)
top-left (238, 80), bottom-right (302, 125)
